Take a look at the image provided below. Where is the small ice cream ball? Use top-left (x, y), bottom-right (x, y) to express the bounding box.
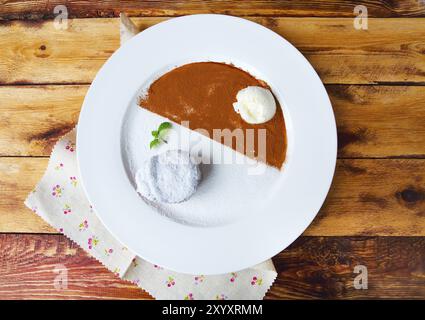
top-left (135, 150), bottom-right (202, 204)
top-left (233, 86), bottom-right (277, 124)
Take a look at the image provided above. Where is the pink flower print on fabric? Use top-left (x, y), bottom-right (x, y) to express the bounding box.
top-left (63, 204), bottom-right (71, 215)
top-left (184, 293), bottom-right (194, 300)
top-left (69, 176), bottom-right (77, 187)
top-left (104, 248), bottom-right (113, 256)
top-left (113, 268), bottom-right (120, 276)
top-left (51, 185), bottom-right (63, 197)
top-left (54, 163), bottom-right (64, 170)
top-left (65, 140), bottom-right (75, 152)
top-left (166, 276), bottom-right (175, 287)
top-left (154, 264), bottom-right (164, 270)
top-left (230, 272), bottom-right (237, 283)
top-left (87, 236), bottom-right (99, 249)
top-left (194, 275), bottom-right (205, 285)
top-left (250, 276), bottom-right (263, 286)
top-left (215, 294), bottom-right (228, 300)
top-left (79, 220), bottom-right (88, 231)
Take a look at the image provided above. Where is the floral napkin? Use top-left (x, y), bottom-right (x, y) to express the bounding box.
top-left (24, 14), bottom-right (277, 300)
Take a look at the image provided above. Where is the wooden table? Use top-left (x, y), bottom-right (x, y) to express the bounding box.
top-left (0, 1), bottom-right (424, 300)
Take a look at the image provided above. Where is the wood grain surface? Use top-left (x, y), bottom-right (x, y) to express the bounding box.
top-left (1, 17), bottom-right (425, 85)
top-left (1, 157), bottom-right (424, 235)
top-left (0, 234), bottom-right (423, 299)
top-left (0, 234), bottom-right (152, 299)
top-left (1, 0), bottom-right (425, 19)
top-left (1, 85), bottom-right (424, 158)
top-left (268, 236), bottom-right (425, 299)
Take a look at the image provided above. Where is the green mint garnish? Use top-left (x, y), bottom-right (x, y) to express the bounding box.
top-left (158, 122), bottom-right (172, 132)
top-left (150, 139), bottom-right (161, 149)
top-left (150, 122), bottom-right (172, 149)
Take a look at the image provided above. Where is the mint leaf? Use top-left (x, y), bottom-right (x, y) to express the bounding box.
top-left (150, 139), bottom-right (160, 149)
top-left (158, 122), bottom-right (172, 133)
top-left (149, 122), bottom-right (172, 149)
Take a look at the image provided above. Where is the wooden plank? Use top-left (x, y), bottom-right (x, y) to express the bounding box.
top-left (331, 85), bottom-right (425, 158)
top-left (1, 157), bottom-right (424, 235)
top-left (0, 85), bottom-right (83, 157)
top-left (0, 18), bottom-right (424, 85)
top-left (1, 0), bottom-right (425, 19)
top-left (0, 234), bottom-right (423, 299)
top-left (0, 157), bottom-right (57, 233)
top-left (312, 159), bottom-right (425, 236)
top-left (0, 234), bottom-right (152, 299)
top-left (267, 236), bottom-right (425, 299)
top-left (1, 85), bottom-right (424, 158)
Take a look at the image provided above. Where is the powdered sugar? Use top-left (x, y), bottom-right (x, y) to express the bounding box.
top-left (122, 103), bottom-right (282, 227)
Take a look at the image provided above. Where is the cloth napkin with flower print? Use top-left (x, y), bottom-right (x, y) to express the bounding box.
top-left (24, 14), bottom-right (277, 300)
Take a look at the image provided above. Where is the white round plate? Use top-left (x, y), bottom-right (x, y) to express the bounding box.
top-left (77, 14), bottom-right (337, 275)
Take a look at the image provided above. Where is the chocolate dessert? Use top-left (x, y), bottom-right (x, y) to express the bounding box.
top-left (139, 62), bottom-right (287, 169)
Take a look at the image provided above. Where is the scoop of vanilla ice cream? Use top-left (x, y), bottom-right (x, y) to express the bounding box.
top-left (232, 86), bottom-right (277, 124)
